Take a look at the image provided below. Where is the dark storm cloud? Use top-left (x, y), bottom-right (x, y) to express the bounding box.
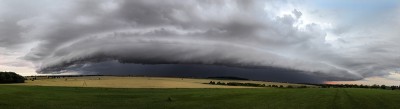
top-left (66, 61), bottom-right (325, 83)
top-left (1, 0), bottom-right (399, 82)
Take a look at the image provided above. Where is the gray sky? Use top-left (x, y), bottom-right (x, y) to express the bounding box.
top-left (1, 0), bottom-right (400, 84)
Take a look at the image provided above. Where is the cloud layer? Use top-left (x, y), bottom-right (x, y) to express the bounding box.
top-left (1, 0), bottom-right (400, 82)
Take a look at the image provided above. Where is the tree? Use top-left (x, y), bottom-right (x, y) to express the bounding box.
top-left (371, 84), bottom-right (380, 89)
top-left (380, 85), bottom-right (387, 89)
top-left (390, 86), bottom-right (397, 90)
top-left (0, 72), bottom-right (25, 83)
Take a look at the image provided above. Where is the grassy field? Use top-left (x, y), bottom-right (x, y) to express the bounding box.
top-left (1, 85), bottom-right (400, 109)
top-left (18, 76), bottom-right (314, 88)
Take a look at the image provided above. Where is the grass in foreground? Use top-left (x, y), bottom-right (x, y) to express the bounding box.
top-left (1, 85), bottom-right (400, 109)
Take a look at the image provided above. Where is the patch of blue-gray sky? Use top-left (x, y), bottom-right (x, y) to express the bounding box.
top-left (310, 0), bottom-right (398, 25)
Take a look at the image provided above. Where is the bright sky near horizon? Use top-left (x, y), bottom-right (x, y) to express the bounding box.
top-left (0, 0), bottom-right (400, 85)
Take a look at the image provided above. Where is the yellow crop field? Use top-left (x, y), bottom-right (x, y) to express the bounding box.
top-left (16, 76), bottom-right (315, 88)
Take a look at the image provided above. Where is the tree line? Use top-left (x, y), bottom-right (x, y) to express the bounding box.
top-left (0, 72), bottom-right (25, 83)
top-left (208, 81), bottom-right (308, 88)
top-left (208, 81), bottom-right (400, 90)
top-left (317, 84), bottom-right (400, 90)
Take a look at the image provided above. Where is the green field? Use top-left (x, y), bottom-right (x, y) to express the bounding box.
top-left (1, 85), bottom-right (400, 109)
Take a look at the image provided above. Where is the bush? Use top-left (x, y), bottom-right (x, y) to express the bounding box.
top-left (209, 81), bottom-right (215, 84)
top-left (216, 81), bottom-right (226, 85)
top-left (0, 72), bottom-right (25, 83)
top-left (298, 86), bottom-right (308, 88)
